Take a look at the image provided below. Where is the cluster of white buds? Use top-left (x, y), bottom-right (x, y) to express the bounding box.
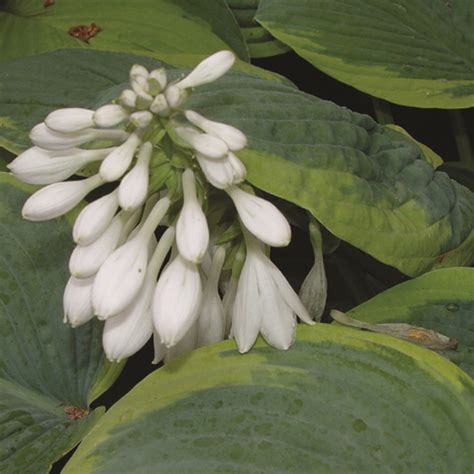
top-left (9, 50), bottom-right (316, 362)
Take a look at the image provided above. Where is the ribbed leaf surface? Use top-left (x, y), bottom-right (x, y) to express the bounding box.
top-left (64, 325), bottom-right (474, 473)
top-left (256, 0), bottom-right (474, 108)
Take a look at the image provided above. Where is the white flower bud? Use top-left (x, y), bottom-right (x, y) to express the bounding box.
top-left (7, 146), bottom-right (112, 185)
top-left (130, 111), bottom-right (153, 129)
top-left (130, 64), bottom-right (149, 81)
top-left (175, 50), bottom-right (235, 89)
top-left (73, 190), bottom-right (119, 245)
top-left (92, 197), bottom-right (170, 318)
top-left (196, 152), bottom-right (234, 189)
top-left (176, 169), bottom-right (209, 263)
top-left (22, 174), bottom-right (104, 221)
top-left (118, 141), bottom-right (152, 211)
top-left (173, 126), bottom-right (228, 159)
top-left (150, 94), bottom-right (170, 116)
top-left (30, 123), bottom-right (128, 150)
top-left (103, 307), bottom-right (153, 362)
top-left (226, 186), bottom-right (291, 247)
top-left (103, 227), bottom-right (174, 362)
top-left (232, 247), bottom-right (261, 353)
top-left (63, 275), bottom-right (95, 327)
top-left (228, 152), bottom-right (246, 183)
top-left (45, 108), bottom-right (94, 133)
top-left (135, 89), bottom-right (154, 109)
top-left (119, 89), bottom-right (137, 109)
top-left (185, 110), bottom-right (247, 151)
top-left (93, 104), bottom-right (130, 128)
top-left (69, 211), bottom-right (130, 278)
top-left (131, 75), bottom-right (150, 94)
top-left (148, 68), bottom-right (167, 94)
top-left (197, 247), bottom-right (226, 347)
top-left (153, 254), bottom-right (202, 347)
top-left (164, 85), bottom-right (189, 109)
top-left (99, 133), bottom-right (142, 182)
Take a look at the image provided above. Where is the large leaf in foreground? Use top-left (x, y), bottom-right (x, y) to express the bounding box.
top-left (256, 0), bottom-right (474, 108)
top-left (349, 267), bottom-right (474, 377)
top-left (0, 0), bottom-right (248, 63)
top-left (64, 325), bottom-right (474, 473)
top-left (0, 49), bottom-right (472, 276)
top-left (0, 173), bottom-right (123, 472)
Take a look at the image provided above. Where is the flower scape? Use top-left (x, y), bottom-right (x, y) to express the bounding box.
top-left (9, 50), bottom-right (319, 363)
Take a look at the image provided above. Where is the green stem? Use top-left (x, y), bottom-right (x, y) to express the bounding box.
top-left (371, 97), bottom-right (394, 125)
top-left (449, 110), bottom-right (474, 165)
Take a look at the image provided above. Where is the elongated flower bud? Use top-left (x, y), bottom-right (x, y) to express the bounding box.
top-left (103, 227), bottom-right (175, 361)
top-left (22, 174), bottom-right (104, 221)
top-left (99, 133), bottom-right (141, 182)
top-left (185, 110), bottom-right (247, 151)
top-left (93, 104), bottom-right (130, 128)
top-left (118, 141), bottom-right (152, 211)
top-left (299, 219), bottom-right (327, 321)
top-left (197, 247), bottom-right (226, 347)
top-left (232, 248), bottom-right (261, 353)
top-left (174, 126), bottom-right (228, 159)
top-left (175, 50), bottom-right (235, 89)
top-left (63, 275), bottom-right (95, 327)
top-left (196, 153), bottom-right (234, 190)
top-left (104, 307), bottom-right (153, 362)
top-left (73, 190), bottom-right (119, 245)
top-left (176, 169), bottom-right (209, 263)
top-left (69, 211), bottom-right (129, 278)
top-left (92, 197), bottom-right (170, 318)
top-left (153, 254), bottom-right (202, 347)
top-left (226, 186), bottom-right (291, 247)
top-left (45, 108), bottom-right (94, 133)
top-left (7, 146), bottom-right (112, 185)
top-left (30, 123), bottom-right (128, 150)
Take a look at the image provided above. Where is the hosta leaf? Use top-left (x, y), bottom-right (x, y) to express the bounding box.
top-left (0, 173), bottom-right (123, 472)
top-left (256, 0), bottom-right (474, 108)
top-left (348, 267), bottom-right (474, 378)
top-left (0, 0), bottom-right (248, 63)
top-left (188, 76), bottom-right (474, 276)
top-left (63, 325), bottom-right (474, 473)
top-left (384, 125), bottom-right (443, 169)
top-left (0, 49), bottom-right (472, 276)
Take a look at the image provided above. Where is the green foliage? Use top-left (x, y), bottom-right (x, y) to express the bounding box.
top-left (0, 173), bottom-right (124, 472)
top-left (1, 49), bottom-right (472, 278)
top-left (349, 267), bottom-right (474, 377)
top-left (63, 324), bottom-right (474, 473)
top-left (256, 0), bottom-right (474, 108)
top-left (0, 0), bottom-right (248, 63)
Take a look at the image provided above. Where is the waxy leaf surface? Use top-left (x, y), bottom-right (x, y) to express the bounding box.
top-left (0, 173), bottom-right (123, 472)
top-left (256, 0), bottom-right (474, 108)
top-left (64, 325), bottom-right (474, 473)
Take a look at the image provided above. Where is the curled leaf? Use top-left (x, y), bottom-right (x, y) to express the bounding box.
top-left (330, 309), bottom-right (457, 351)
